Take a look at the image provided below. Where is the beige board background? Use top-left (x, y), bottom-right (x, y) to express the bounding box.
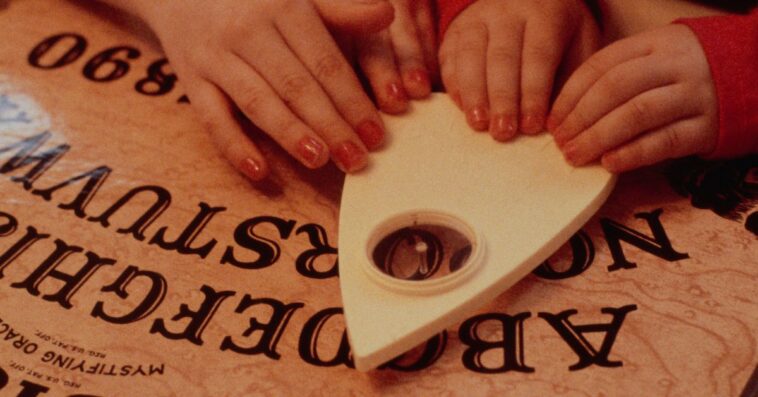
top-left (0, 0), bottom-right (756, 396)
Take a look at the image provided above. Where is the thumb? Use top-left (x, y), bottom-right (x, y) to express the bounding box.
top-left (312, 0), bottom-right (395, 34)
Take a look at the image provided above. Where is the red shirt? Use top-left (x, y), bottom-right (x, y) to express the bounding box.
top-left (676, 10), bottom-right (758, 158)
top-left (435, 1), bottom-right (758, 159)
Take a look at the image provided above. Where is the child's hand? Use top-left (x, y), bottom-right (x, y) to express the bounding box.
top-left (353, 0), bottom-right (437, 114)
top-left (548, 24), bottom-right (718, 173)
top-left (438, 0), bottom-right (599, 141)
top-left (137, 0), bottom-right (394, 180)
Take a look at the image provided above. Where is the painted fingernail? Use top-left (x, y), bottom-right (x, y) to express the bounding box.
top-left (239, 158), bottom-right (266, 181)
top-left (297, 136), bottom-right (326, 168)
top-left (386, 82), bottom-right (408, 102)
top-left (407, 69), bottom-right (430, 88)
top-left (333, 141), bottom-right (367, 173)
top-left (491, 114), bottom-right (518, 141)
top-left (356, 120), bottom-right (385, 150)
top-left (467, 106), bottom-right (489, 131)
top-left (520, 114), bottom-right (543, 134)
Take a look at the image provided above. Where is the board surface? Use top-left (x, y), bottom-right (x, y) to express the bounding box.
top-left (0, 1), bottom-right (755, 396)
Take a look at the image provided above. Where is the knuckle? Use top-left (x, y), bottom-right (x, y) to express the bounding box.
top-left (313, 53), bottom-right (345, 80)
top-left (280, 73), bottom-right (311, 101)
top-left (489, 46), bottom-right (519, 66)
top-left (525, 42), bottom-right (554, 63)
top-left (628, 98), bottom-right (649, 124)
top-left (226, 9), bottom-right (263, 38)
top-left (240, 86), bottom-right (268, 116)
top-left (489, 88), bottom-right (516, 104)
top-left (457, 22), bottom-right (487, 48)
top-left (662, 126), bottom-right (683, 154)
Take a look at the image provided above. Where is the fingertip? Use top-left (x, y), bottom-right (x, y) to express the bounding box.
top-left (332, 140), bottom-right (369, 173)
top-left (239, 157), bottom-right (270, 181)
top-left (356, 119), bottom-right (386, 150)
top-left (561, 140), bottom-right (582, 166)
top-left (466, 105), bottom-right (490, 131)
top-left (297, 136), bottom-right (330, 168)
top-left (378, 81), bottom-right (409, 114)
top-left (403, 69), bottom-right (432, 99)
top-left (520, 113), bottom-right (545, 135)
top-left (362, 0), bottom-right (396, 32)
top-left (490, 113), bottom-right (518, 142)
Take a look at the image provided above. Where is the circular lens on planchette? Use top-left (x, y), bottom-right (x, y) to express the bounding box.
top-left (365, 211), bottom-right (483, 294)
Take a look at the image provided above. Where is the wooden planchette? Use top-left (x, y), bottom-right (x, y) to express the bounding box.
top-left (339, 94), bottom-right (616, 371)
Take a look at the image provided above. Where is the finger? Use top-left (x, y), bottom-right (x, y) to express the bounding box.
top-left (561, 84), bottom-right (699, 166)
top-left (438, 31), bottom-right (461, 108)
top-left (313, 0), bottom-right (395, 34)
top-left (233, 38), bottom-right (367, 172)
top-left (357, 31), bottom-right (409, 114)
top-left (203, 54), bottom-right (330, 171)
top-left (413, 0), bottom-right (439, 85)
top-left (187, 79), bottom-right (270, 181)
top-left (486, 20), bottom-right (523, 141)
top-left (551, 12), bottom-right (600, 107)
top-left (275, 5), bottom-right (386, 152)
top-left (549, 35), bottom-right (653, 130)
top-left (231, 23), bottom-right (370, 174)
top-left (553, 55), bottom-right (676, 145)
top-left (455, 22), bottom-right (489, 131)
top-left (388, 0), bottom-right (431, 98)
top-left (519, 12), bottom-right (573, 134)
top-left (601, 117), bottom-right (713, 173)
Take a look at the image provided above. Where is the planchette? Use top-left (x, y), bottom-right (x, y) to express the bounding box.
top-left (338, 94), bottom-right (616, 371)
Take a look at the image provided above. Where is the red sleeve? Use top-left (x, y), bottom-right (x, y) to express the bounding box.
top-left (435, 0), bottom-right (477, 38)
top-left (676, 9), bottom-right (758, 159)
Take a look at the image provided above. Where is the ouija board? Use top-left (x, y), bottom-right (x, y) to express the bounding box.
top-left (0, 0), bottom-right (756, 395)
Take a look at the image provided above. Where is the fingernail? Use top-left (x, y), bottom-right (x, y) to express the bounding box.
top-left (333, 141), bottom-right (367, 173)
top-left (407, 69), bottom-right (430, 87)
top-left (356, 120), bottom-right (385, 150)
top-left (491, 114), bottom-right (518, 141)
top-left (239, 158), bottom-right (266, 181)
top-left (520, 113), bottom-right (543, 134)
top-left (386, 82), bottom-right (408, 102)
top-left (297, 136), bottom-right (326, 168)
top-left (467, 106), bottom-right (489, 131)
